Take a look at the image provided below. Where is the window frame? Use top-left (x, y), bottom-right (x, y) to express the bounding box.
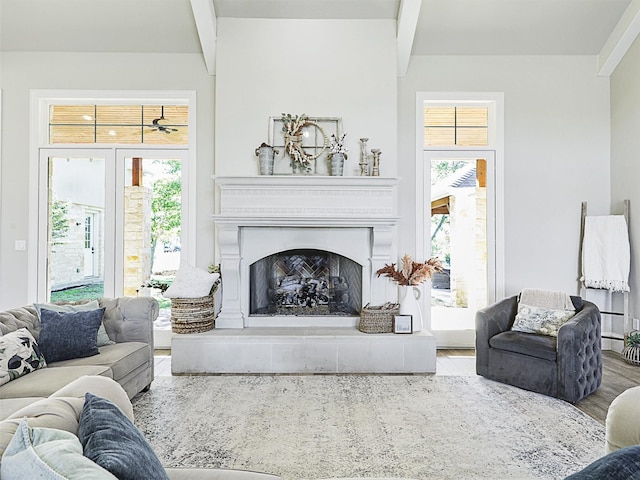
top-left (29, 90), bottom-right (197, 301)
top-left (415, 91), bottom-right (505, 303)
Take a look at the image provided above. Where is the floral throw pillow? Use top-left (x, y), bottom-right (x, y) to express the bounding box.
top-left (0, 328), bottom-right (47, 386)
top-left (511, 303), bottom-right (576, 337)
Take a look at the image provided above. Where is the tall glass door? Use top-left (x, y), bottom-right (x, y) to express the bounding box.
top-left (38, 149), bottom-right (114, 301)
top-left (38, 148), bottom-right (187, 306)
top-left (116, 151), bottom-right (186, 328)
top-left (424, 150), bottom-right (496, 347)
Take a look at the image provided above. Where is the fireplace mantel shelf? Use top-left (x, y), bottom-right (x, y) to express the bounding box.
top-left (213, 175), bottom-right (399, 221)
top-left (213, 216), bottom-right (399, 226)
top-left (213, 175), bottom-right (399, 186)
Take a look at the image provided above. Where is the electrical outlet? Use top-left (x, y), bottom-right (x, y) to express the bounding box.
top-left (14, 240), bottom-right (26, 251)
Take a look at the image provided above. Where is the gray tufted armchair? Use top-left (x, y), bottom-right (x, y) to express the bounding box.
top-left (475, 295), bottom-right (602, 403)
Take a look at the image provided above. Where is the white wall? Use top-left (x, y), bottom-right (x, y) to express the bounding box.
top-left (0, 45), bottom-right (616, 310)
top-left (0, 52), bottom-right (214, 309)
top-left (214, 18), bottom-right (397, 177)
top-left (398, 55), bottom-right (611, 297)
top-left (611, 34), bottom-right (640, 323)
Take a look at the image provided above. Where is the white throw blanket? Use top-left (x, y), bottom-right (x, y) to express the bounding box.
top-left (581, 215), bottom-right (630, 292)
top-left (520, 288), bottom-right (575, 311)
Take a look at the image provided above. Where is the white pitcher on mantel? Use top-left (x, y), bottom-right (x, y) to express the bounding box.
top-left (398, 285), bottom-right (423, 333)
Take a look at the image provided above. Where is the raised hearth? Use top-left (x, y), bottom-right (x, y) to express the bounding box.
top-left (171, 328), bottom-right (436, 374)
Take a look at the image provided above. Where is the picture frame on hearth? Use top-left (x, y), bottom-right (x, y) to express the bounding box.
top-left (268, 116), bottom-right (343, 175)
top-left (393, 314), bottom-right (413, 334)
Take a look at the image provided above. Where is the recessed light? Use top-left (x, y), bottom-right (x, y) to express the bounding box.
top-left (108, 130), bottom-right (117, 136)
top-left (83, 115), bottom-right (92, 121)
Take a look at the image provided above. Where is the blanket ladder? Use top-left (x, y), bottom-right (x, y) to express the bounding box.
top-left (579, 199), bottom-right (631, 343)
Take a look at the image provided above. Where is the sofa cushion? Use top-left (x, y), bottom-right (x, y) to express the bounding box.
top-left (50, 342), bottom-right (150, 382)
top-left (38, 308), bottom-right (105, 363)
top-left (35, 301), bottom-right (115, 347)
top-left (0, 306), bottom-right (40, 338)
top-left (605, 385), bottom-right (640, 454)
top-left (489, 330), bottom-right (557, 362)
top-left (0, 418), bottom-right (117, 479)
top-left (0, 376), bottom-right (134, 460)
top-left (0, 397), bottom-right (45, 421)
top-left (0, 397), bottom-right (86, 459)
top-left (0, 365), bottom-right (112, 399)
top-left (79, 393), bottom-right (170, 480)
top-left (0, 328), bottom-right (47, 386)
top-left (165, 469), bottom-right (283, 479)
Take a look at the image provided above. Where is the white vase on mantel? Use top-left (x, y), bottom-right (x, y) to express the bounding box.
top-left (398, 285), bottom-right (423, 333)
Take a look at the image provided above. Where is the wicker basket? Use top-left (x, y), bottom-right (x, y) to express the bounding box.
top-left (622, 346), bottom-right (640, 366)
top-left (622, 331), bottom-right (640, 366)
top-left (358, 303), bottom-right (399, 334)
top-left (170, 284), bottom-right (218, 334)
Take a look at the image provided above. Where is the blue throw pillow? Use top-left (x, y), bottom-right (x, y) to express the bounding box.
top-left (78, 393), bottom-right (169, 480)
top-left (565, 445), bottom-right (640, 479)
top-left (38, 308), bottom-right (105, 363)
top-left (35, 301), bottom-right (115, 347)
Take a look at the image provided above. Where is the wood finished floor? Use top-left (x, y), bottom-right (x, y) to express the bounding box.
top-left (152, 348), bottom-right (640, 425)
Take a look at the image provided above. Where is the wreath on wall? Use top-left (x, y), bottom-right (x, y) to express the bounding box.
top-left (281, 113), bottom-right (329, 173)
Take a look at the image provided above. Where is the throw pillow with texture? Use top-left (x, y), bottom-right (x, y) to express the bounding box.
top-left (35, 300), bottom-right (115, 347)
top-left (79, 393), bottom-right (170, 480)
top-left (511, 303), bottom-right (576, 337)
top-left (164, 262), bottom-right (220, 298)
top-left (38, 308), bottom-right (105, 363)
top-left (0, 328), bottom-right (47, 386)
top-left (0, 418), bottom-right (117, 479)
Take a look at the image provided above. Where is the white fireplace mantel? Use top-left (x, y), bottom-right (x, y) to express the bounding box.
top-left (212, 176), bottom-right (399, 328)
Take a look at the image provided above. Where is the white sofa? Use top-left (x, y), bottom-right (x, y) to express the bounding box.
top-left (0, 297), bottom-right (158, 420)
top-left (605, 385), bottom-right (640, 454)
top-left (0, 375), bottom-right (281, 479)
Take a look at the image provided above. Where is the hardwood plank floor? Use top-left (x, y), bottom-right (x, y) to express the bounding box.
top-left (574, 350), bottom-right (640, 424)
top-left (153, 348), bottom-right (640, 425)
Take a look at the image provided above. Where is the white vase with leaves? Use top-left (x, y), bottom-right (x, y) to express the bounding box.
top-left (376, 254), bottom-right (443, 333)
top-left (398, 285), bottom-right (423, 332)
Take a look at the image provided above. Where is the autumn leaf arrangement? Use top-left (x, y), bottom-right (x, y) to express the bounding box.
top-left (376, 254), bottom-right (443, 286)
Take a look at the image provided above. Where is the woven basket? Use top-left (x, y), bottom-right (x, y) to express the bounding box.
top-left (358, 303), bottom-right (399, 334)
top-left (622, 346), bottom-right (640, 366)
top-left (170, 284), bottom-right (218, 334)
top-left (622, 331), bottom-right (640, 366)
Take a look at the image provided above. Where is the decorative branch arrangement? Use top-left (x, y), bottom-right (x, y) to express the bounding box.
top-left (329, 133), bottom-right (348, 157)
top-left (376, 254), bottom-right (443, 286)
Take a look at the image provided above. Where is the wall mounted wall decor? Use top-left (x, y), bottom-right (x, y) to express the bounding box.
top-left (269, 115), bottom-right (343, 175)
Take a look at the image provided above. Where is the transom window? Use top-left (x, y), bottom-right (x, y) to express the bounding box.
top-left (49, 105), bottom-right (188, 145)
top-left (424, 106), bottom-right (488, 147)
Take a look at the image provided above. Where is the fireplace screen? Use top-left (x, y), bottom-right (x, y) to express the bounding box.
top-left (250, 249), bottom-right (361, 316)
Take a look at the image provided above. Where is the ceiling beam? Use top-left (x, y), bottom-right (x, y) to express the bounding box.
top-left (396, 0), bottom-right (422, 77)
top-left (597, 0), bottom-right (640, 77)
top-left (190, 0), bottom-right (217, 76)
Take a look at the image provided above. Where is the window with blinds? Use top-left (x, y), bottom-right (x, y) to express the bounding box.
top-left (49, 105), bottom-right (188, 145)
top-left (424, 106), bottom-right (488, 147)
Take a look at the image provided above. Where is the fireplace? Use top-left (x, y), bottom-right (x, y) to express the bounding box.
top-left (171, 175), bottom-right (437, 374)
top-left (213, 176), bottom-right (399, 328)
top-left (250, 249), bottom-right (362, 317)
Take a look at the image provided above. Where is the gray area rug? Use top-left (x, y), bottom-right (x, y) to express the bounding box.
top-left (132, 375), bottom-right (605, 480)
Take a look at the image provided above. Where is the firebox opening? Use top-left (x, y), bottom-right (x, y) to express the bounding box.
top-left (250, 249), bottom-right (362, 316)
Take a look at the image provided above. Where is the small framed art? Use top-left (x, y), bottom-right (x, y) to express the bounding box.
top-left (393, 314), bottom-right (413, 334)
